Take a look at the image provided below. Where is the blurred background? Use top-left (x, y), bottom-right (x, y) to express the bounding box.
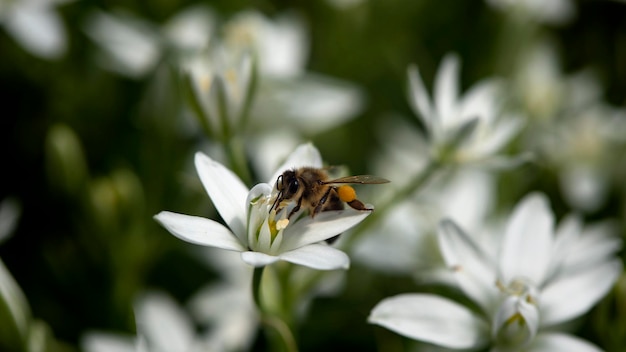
top-left (1, 0), bottom-right (625, 351)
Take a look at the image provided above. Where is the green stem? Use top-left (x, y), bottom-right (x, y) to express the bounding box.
top-left (225, 135), bottom-right (252, 186)
top-left (342, 157), bottom-right (442, 249)
top-left (252, 266), bottom-right (264, 310)
top-left (252, 267), bottom-right (299, 352)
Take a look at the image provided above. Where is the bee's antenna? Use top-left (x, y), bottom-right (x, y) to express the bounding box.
top-left (270, 191), bottom-right (282, 213)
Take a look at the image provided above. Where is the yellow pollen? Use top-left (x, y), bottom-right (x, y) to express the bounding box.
top-left (276, 218), bottom-right (289, 231)
top-left (337, 185), bottom-right (357, 202)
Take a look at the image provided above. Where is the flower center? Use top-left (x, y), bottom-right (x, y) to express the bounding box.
top-left (492, 276), bottom-right (541, 349)
top-left (495, 277), bottom-right (539, 306)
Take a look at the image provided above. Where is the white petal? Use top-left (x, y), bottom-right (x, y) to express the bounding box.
top-left (528, 333), bottom-right (602, 352)
top-left (83, 11), bottom-right (161, 78)
top-left (558, 221), bottom-right (622, 274)
top-left (268, 143), bottom-right (322, 185)
top-left (499, 193), bottom-right (554, 285)
top-left (493, 296), bottom-right (539, 345)
top-left (241, 251), bottom-right (280, 267)
top-left (81, 332), bottom-right (136, 352)
top-left (407, 64), bottom-right (433, 132)
top-left (246, 183), bottom-right (273, 251)
top-left (474, 114), bottom-right (524, 157)
top-left (434, 53), bottom-right (460, 129)
top-left (368, 294), bottom-right (489, 349)
top-left (280, 209), bottom-right (370, 251)
top-left (135, 292), bottom-right (194, 352)
top-left (257, 12), bottom-right (308, 77)
top-left (540, 259), bottom-right (622, 327)
top-left (5, 4), bottom-right (66, 59)
top-left (437, 220), bottom-right (498, 312)
top-left (195, 152), bottom-right (248, 240)
top-left (154, 211), bottom-right (245, 251)
top-left (163, 5), bottom-right (214, 52)
top-left (279, 243), bottom-right (349, 270)
top-left (458, 79), bottom-right (498, 126)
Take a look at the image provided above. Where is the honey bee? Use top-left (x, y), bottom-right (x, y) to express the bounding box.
top-left (270, 167), bottom-right (390, 220)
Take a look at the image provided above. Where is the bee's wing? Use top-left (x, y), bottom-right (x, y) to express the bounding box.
top-left (323, 175), bottom-right (390, 185)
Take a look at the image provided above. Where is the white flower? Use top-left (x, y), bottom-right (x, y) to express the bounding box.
top-left (221, 10), bottom-right (364, 134)
top-left (0, 0), bottom-right (71, 59)
top-left (84, 6), bottom-right (214, 78)
top-left (369, 192), bottom-right (622, 351)
top-left (544, 105), bottom-right (626, 212)
top-left (188, 249), bottom-right (258, 352)
top-left (407, 53), bottom-right (524, 166)
top-left (485, 0), bottom-right (575, 25)
top-left (82, 291), bottom-right (207, 352)
top-left (181, 48), bottom-right (253, 140)
top-left (223, 10), bottom-right (308, 78)
top-left (155, 143), bottom-right (370, 270)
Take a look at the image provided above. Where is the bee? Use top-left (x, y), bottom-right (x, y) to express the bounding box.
top-left (270, 167), bottom-right (390, 220)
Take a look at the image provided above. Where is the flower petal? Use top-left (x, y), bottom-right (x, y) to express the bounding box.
top-left (154, 211), bottom-right (245, 251)
top-left (474, 114), bottom-right (525, 157)
top-left (6, 4), bottom-right (67, 59)
top-left (493, 296), bottom-right (539, 346)
top-left (407, 64), bottom-right (434, 132)
top-left (437, 219), bottom-right (498, 313)
top-left (134, 292), bottom-right (194, 352)
top-left (458, 79), bottom-right (498, 126)
top-left (195, 152), bottom-right (249, 241)
top-left (540, 259), bottom-right (622, 327)
top-left (528, 332), bottom-right (602, 352)
top-left (81, 332), bottom-right (136, 352)
top-left (434, 53), bottom-right (460, 129)
top-left (368, 294), bottom-right (489, 349)
top-left (499, 193), bottom-right (554, 285)
top-left (241, 251), bottom-right (280, 267)
top-left (280, 209), bottom-right (370, 251)
top-left (279, 243), bottom-right (349, 270)
top-left (268, 143), bottom-right (323, 185)
top-left (557, 220), bottom-right (623, 275)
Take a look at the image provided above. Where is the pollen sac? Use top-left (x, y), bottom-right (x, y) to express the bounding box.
top-left (337, 185), bottom-right (357, 202)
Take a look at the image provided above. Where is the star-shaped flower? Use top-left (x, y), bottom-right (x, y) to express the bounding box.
top-left (154, 143), bottom-right (370, 270)
top-left (369, 192), bottom-right (622, 351)
top-left (408, 53), bottom-right (524, 167)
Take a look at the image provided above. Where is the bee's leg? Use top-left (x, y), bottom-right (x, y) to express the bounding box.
top-left (287, 196), bottom-right (303, 219)
top-left (313, 187), bottom-right (334, 216)
top-left (347, 199), bottom-right (373, 211)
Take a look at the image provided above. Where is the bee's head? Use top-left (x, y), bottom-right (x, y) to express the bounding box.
top-left (271, 169), bottom-right (299, 213)
top-left (276, 170), bottom-right (299, 199)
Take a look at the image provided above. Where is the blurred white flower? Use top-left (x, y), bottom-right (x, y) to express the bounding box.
top-left (408, 53), bottom-right (524, 167)
top-left (542, 104), bottom-right (626, 212)
top-left (352, 169), bottom-right (495, 279)
top-left (223, 10), bottom-right (308, 78)
top-left (369, 193), bottom-right (622, 351)
top-left (84, 5), bottom-right (214, 78)
top-left (188, 249), bottom-right (258, 352)
top-left (221, 10), bottom-right (364, 134)
top-left (513, 40), bottom-right (602, 124)
top-left (82, 291), bottom-right (208, 352)
top-left (0, 0), bottom-right (71, 59)
top-left (485, 0), bottom-right (575, 25)
top-left (181, 49), bottom-right (253, 140)
top-left (155, 143), bottom-right (370, 270)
